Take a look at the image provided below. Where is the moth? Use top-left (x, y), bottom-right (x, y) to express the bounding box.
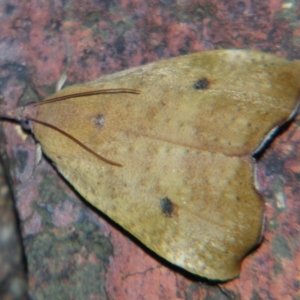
top-left (1, 49), bottom-right (300, 280)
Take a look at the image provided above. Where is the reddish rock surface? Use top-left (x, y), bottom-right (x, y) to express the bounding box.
top-left (0, 0), bottom-right (299, 299)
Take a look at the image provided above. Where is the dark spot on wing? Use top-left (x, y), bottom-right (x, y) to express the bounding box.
top-left (92, 114), bottom-right (105, 128)
top-left (193, 78), bottom-right (210, 90)
top-left (160, 197), bottom-right (175, 217)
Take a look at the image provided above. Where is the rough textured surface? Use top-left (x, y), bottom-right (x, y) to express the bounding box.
top-left (0, 0), bottom-right (300, 299)
top-left (0, 156), bottom-right (27, 300)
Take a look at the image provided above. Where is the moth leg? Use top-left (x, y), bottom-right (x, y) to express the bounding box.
top-left (55, 39), bottom-right (71, 92)
top-left (55, 72), bottom-right (68, 92)
top-left (35, 143), bottom-right (42, 166)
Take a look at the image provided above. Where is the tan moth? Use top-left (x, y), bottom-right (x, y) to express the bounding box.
top-left (1, 49), bottom-right (300, 280)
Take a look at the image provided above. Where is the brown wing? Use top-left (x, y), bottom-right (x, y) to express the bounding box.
top-left (30, 50), bottom-right (300, 280)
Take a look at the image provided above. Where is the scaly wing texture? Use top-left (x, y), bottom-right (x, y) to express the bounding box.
top-left (30, 50), bottom-right (300, 280)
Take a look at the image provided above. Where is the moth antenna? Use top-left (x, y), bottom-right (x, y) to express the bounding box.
top-left (26, 117), bottom-right (123, 167)
top-left (31, 88), bottom-right (140, 106)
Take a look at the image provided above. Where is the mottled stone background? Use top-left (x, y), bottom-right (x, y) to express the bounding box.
top-left (0, 0), bottom-right (299, 299)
